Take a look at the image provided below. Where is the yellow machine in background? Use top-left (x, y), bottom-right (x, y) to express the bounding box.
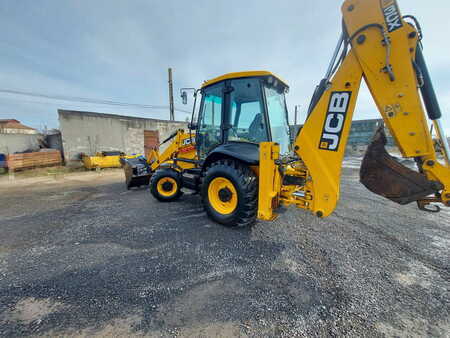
top-left (83, 152), bottom-right (123, 169)
top-left (146, 130), bottom-right (198, 201)
top-left (138, 0), bottom-right (449, 227)
top-left (83, 152), bottom-right (141, 170)
top-left (147, 131), bottom-right (197, 172)
top-left (123, 129), bottom-right (198, 192)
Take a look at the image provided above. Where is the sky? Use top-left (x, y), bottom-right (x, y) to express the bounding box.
top-left (1, 0), bottom-right (449, 135)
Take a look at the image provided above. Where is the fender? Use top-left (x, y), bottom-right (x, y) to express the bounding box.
top-left (203, 142), bottom-right (260, 169)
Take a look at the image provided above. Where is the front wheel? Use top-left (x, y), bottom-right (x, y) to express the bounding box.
top-left (150, 169), bottom-right (182, 202)
top-left (202, 160), bottom-right (258, 227)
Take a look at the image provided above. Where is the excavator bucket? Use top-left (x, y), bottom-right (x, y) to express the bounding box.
top-left (360, 126), bottom-right (443, 205)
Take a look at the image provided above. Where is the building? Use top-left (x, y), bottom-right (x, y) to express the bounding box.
top-left (44, 130), bottom-right (64, 158)
top-left (290, 118), bottom-right (394, 147)
top-left (0, 119), bottom-right (43, 154)
top-left (58, 110), bottom-right (188, 161)
top-left (0, 119), bottom-right (38, 134)
top-left (347, 118), bottom-right (394, 146)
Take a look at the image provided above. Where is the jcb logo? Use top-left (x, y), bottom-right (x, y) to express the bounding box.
top-left (180, 137), bottom-right (196, 153)
top-left (319, 91), bottom-right (351, 151)
top-left (382, 0), bottom-right (403, 32)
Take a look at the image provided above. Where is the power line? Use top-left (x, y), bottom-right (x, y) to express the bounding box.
top-left (0, 88), bottom-right (167, 109)
top-left (2, 96), bottom-right (193, 114)
top-left (0, 88), bottom-right (192, 114)
top-left (0, 96), bottom-right (149, 111)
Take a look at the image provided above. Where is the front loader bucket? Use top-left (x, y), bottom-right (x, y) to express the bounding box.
top-left (122, 157), bottom-right (152, 190)
top-left (360, 127), bottom-right (443, 205)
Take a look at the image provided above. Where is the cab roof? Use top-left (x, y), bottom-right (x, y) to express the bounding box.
top-left (201, 71), bottom-right (289, 89)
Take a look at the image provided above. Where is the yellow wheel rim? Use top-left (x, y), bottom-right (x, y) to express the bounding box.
top-left (157, 177), bottom-right (178, 197)
top-left (208, 177), bottom-right (238, 215)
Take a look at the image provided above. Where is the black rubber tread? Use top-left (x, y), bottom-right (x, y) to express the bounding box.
top-left (201, 159), bottom-right (258, 227)
top-left (150, 169), bottom-right (183, 202)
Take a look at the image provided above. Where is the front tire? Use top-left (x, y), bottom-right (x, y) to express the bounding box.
top-left (150, 169), bottom-right (182, 202)
top-left (202, 160), bottom-right (257, 227)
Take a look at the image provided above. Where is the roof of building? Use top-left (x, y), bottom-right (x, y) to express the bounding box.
top-left (58, 110), bottom-right (187, 124)
top-left (201, 71), bottom-right (289, 89)
top-left (0, 119), bottom-right (36, 130)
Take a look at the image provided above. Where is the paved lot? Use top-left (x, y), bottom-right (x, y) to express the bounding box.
top-left (0, 167), bottom-right (449, 337)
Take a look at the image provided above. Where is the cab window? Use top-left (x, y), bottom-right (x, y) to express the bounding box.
top-left (228, 78), bottom-right (268, 143)
top-left (264, 85), bottom-right (291, 154)
top-left (197, 83), bottom-right (223, 158)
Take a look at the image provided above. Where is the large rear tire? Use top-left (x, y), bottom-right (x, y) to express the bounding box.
top-left (150, 169), bottom-right (182, 202)
top-left (202, 160), bottom-right (257, 227)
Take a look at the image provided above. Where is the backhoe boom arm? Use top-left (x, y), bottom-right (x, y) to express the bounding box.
top-left (258, 0), bottom-right (450, 220)
top-left (297, 0), bottom-right (450, 217)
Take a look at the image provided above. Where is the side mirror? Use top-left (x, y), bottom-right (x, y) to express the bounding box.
top-left (188, 122), bottom-right (197, 130)
top-left (181, 91), bottom-right (188, 105)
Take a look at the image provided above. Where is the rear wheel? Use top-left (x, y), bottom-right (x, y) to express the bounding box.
top-left (202, 160), bottom-right (257, 227)
top-left (150, 169), bottom-right (182, 202)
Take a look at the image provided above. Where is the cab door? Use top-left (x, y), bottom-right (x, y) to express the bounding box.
top-left (196, 82), bottom-right (224, 159)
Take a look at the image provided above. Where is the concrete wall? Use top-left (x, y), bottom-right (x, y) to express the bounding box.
top-left (0, 133), bottom-right (42, 154)
top-left (0, 128), bottom-right (38, 134)
top-left (59, 110), bottom-right (188, 161)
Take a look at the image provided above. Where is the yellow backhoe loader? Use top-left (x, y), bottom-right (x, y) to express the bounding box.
top-left (135, 0), bottom-right (450, 227)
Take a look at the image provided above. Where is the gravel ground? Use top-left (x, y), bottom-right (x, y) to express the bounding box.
top-left (0, 166), bottom-right (448, 337)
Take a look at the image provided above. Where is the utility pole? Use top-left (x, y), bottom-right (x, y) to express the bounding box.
top-left (294, 105), bottom-right (299, 125)
top-left (168, 68), bottom-right (175, 121)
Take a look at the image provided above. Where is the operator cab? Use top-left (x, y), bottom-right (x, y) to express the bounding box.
top-left (194, 71), bottom-right (291, 160)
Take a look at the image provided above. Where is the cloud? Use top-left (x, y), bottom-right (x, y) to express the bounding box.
top-left (0, 0), bottom-right (449, 136)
